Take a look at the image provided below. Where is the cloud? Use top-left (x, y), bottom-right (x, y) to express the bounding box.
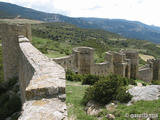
top-left (0, 0), bottom-right (160, 26)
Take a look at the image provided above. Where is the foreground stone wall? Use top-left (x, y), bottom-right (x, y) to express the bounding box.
top-left (18, 36), bottom-right (67, 120)
top-left (1, 24), bottom-right (67, 120)
top-left (0, 24), bottom-right (31, 81)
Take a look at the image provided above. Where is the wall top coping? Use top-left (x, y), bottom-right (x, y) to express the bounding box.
top-left (19, 36), bottom-right (30, 43)
top-left (19, 37), bottom-right (66, 99)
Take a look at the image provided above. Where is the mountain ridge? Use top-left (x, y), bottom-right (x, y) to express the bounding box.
top-left (0, 2), bottom-right (160, 43)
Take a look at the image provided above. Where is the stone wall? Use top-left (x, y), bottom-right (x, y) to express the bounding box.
top-left (52, 55), bottom-right (74, 70)
top-left (53, 47), bottom-right (160, 83)
top-left (93, 62), bottom-right (112, 75)
top-left (73, 47), bottom-right (94, 74)
top-left (152, 59), bottom-right (160, 81)
top-left (1, 24), bottom-right (67, 120)
top-left (0, 24), bottom-right (31, 81)
top-left (18, 36), bottom-right (67, 119)
top-left (125, 50), bottom-right (139, 79)
top-left (112, 52), bottom-right (129, 77)
top-left (53, 47), bottom-right (135, 79)
top-left (138, 66), bottom-right (153, 82)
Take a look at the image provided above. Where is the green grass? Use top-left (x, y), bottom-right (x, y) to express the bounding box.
top-left (31, 23), bottom-right (160, 59)
top-left (46, 51), bottom-right (66, 58)
top-left (135, 79), bottom-right (149, 85)
top-left (32, 36), bottom-right (72, 58)
top-left (114, 100), bottom-right (160, 119)
top-left (66, 81), bottom-right (160, 120)
top-left (66, 81), bottom-right (97, 120)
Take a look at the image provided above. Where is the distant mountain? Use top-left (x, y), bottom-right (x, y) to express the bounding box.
top-left (80, 18), bottom-right (160, 43)
top-left (0, 2), bottom-right (160, 43)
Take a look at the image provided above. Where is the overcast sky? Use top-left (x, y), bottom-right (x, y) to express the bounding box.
top-left (0, 0), bottom-right (160, 26)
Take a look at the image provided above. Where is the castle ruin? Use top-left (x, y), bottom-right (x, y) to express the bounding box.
top-left (53, 47), bottom-right (160, 82)
top-left (0, 23), bottom-right (160, 120)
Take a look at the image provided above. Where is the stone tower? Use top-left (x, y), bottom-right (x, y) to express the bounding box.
top-left (104, 51), bottom-right (114, 73)
top-left (72, 47), bottom-right (94, 74)
top-left (125, 50), bottom-right (139, 79)
top-left (0, 23), bottom-right (31, 81)
top-left (151, 59), bottom-right (160, 81)
top-left (112, 52), bottom-right (127, 77)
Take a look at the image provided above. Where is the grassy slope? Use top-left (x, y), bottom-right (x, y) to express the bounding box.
top-left (32, 23), bottom-right (160, 62)
top-left (139, 54), bottom-right (155, 62)
top-left (66, 81), bottom-right (160, 120)
top-left (66, 81), bottom-right (96, 120)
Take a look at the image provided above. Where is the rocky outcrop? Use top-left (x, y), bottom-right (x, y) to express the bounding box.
top-left (128, 85), bottom-right (160, 102)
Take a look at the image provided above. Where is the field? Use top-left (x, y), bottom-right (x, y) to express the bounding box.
top-left (139, 54), bottom-right (155, 62)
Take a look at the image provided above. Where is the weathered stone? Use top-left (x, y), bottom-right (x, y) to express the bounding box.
top-left (58, 94), bottom-right (66, 102)
top-left (85, 100), bottom-right (102, 116)
top-left (128, 85), bottom-right (160, 102)
top-left (105, 103), bottom-right (117, 112)
top-left (106, 114), bottom-right (115, 120)
top-left (1, 24), bottom-right (67, 120)
top-left (0, 23), bottom-right (32, 81)
top-left (19, 98), bottom-right (67, 120)
top-left (52, 47), bottom-right (139, 79)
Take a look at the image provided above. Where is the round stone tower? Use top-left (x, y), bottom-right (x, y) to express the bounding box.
top-left (72, 47), bottom-right (94, 74)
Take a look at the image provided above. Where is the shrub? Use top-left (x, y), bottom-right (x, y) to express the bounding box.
top-left (0, 77), bottom-right (18, 95)
top-left (129, 78), bottom-right (137, 85)
top-left (82, 74), bottom-right (103, 85)
top-left (66, 70), bottom-right (83, 81)
top-left (142, 82), bottom-right (147, 86)
top-left (106, 74), bottom-right (129, 86)
top-left (152, 80), bottom-right (160, 85)
top-left (82, 74), bottom-right (132, 105)
top-left (114, 87), bottom-right (132, 103)
top-left (0, 77), bottom-right (21, 119)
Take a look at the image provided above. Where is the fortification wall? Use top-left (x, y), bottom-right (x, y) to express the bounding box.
top-left (73, 47), bottom-right (94, 74)
top-left (138, 66), bottom-right (153, 82)
top-left (152, 59), bottom-right (160, 80)
top-left (1, 24), bottom-right (67, 120)
top-left (93, 62), bottom-right (112, 75)
top-left (52, 55), bottom-right (74, 70)
top-left (53, 47), bottom-right (138, 80)
top-left (112, 52), bottom-right (127, 77)
top-left (125, 50), bottom-right (139, 79)
top-left (0, 24), bottom-right (32, 81)
top-left (18, 36), bottom-right (67, 120)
